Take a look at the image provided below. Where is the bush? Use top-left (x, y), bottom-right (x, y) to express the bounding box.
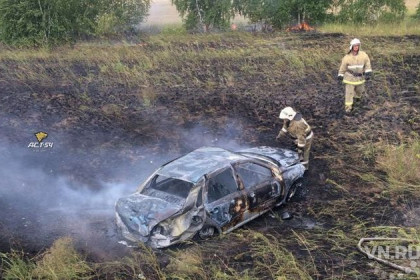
top-left (234, 0), bottom-right (332, 29)
top-left (337, 0), bottom-right (406, 24)
top-left (99, 0), bottom-right (151, 35)
top-left (172, 0), bottom-right (234, 32)
top-left (95, 12), bottom-right (120, 37)
top-left (0, 0), bottom-right (150, 46)
top-left (416, 4), bottom-right (420, 19)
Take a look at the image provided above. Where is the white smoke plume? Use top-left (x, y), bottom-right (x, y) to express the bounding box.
top-left (0, 119), bottom-right (250, 259)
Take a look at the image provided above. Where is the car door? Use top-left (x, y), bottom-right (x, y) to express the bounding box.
top-left (204, 167), bottom-right (247, 231)
top-left (234, 161), bottom-right (281, 212)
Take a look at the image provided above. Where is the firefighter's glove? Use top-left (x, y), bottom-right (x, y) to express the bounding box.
top-left (276, 131), bottom-right (286, 141)
top-left (337, 75), bottom-right (343, 82)
top-left (364, 72), bottom-right (371, 80)
top-left (297, 148), bottom-right (304, 161)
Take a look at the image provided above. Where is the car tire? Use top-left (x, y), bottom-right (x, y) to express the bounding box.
top-left (198, 226), bottom-right (216, 239)
top-left (286, 178), bottom-right (303, 202)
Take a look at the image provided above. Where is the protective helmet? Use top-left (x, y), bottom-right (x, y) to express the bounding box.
top-left (349, 38), bottom-right (361, 51)
top-left (279, 107), bottom-right (296, 120)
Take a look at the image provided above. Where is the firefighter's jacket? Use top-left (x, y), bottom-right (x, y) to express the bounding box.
top-left (338, 51), bottom-right (372, 85)
top-left (278, 113), bottom-right (312, 148)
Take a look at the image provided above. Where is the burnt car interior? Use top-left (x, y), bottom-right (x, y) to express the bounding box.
top-left (207, 168), bottom-right (238, 203)
top-left (235, 162), bottom-right (272, 189)
top-left (143, 175), bottom-right (193, 199)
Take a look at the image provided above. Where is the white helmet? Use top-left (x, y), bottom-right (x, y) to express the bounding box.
top-left (349, 38), bottom-right (361, 51)
top-left (279, 107), bottom-right (296, 120)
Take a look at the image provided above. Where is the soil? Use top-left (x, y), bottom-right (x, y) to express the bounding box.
top-left (0, 32), bottom-right (419, 278)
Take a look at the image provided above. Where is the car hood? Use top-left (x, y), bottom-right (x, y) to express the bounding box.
top-left (239, 146), bottom-right (300, 168)
top-left (116, 193), bottom-right (183, 237)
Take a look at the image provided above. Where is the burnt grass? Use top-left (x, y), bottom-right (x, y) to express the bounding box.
top-left (0, 32), bottom-right (419, 279)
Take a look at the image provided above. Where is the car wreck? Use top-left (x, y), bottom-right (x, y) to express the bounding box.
top-left (115, 146), bottom-right (306, 248)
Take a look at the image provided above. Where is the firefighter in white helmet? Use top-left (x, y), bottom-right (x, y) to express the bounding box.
top-left (337, 38), bottom-right (372, 113)
top-left (276, 107), bottom-right (313, 170)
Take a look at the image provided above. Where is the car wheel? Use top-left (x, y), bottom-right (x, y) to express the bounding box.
top-left (286, 179), bottom-right (303, 202)
top-left (198, 226), bottom-right (216, 239)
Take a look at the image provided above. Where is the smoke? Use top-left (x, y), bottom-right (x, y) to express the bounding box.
top-left (0, 136), bottom-right (167, 258)
top-left (0, 118), bottom-right (251, 258)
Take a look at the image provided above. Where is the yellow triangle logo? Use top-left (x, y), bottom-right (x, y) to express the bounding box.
top-left (35, 132), bottom-right (48, 143)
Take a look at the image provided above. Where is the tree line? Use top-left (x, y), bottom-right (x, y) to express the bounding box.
top-left (173, 0), bottom-right (409, 32)
top-left (0, 0), bottom-right (151, 46)
top-left (0, 0), bottom-right (416, 46)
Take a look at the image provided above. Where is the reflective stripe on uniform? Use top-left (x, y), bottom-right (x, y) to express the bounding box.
top-left (343, 79), bottom-right (365, 85)
top-left (345, 102), bottom-right (353, 106)
top-left (364, 69), bottom-right (372, 73)
top-left (306, 131), bottom-right (313, 140)
top-left (297, 143), bottom-right (305, 148)
top-left (348, 65), bottom-right (364, 69)
top-left (281, 127), bottom-right (287, 133)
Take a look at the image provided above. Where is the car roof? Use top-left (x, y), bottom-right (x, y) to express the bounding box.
top-left (157, 147), bottom-right (248, 183)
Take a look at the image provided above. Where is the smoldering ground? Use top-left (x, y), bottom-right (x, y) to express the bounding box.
top-left (0, 120), bottom-right (251, 259)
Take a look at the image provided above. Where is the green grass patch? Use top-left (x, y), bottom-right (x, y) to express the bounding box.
top-left (0, 250), bottom-right (35, 280)
top-left (1, 237), bottom-right (92, 280)
top-left (377, 137), bottom-right (420, 198)
top-left (319, 18), bottom-right (420, 36)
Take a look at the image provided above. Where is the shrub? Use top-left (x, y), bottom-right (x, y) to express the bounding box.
top-left (172, 0), bottom-right (234, 32)
top-left (234, 0), bottom-right (332, 29)
top-left (337, 0), bottom-right (406, 24)
top-left (99, 0), bottom-right (151, 35)
top-left (0, 0), bottom-right (150, 46)
top-left (416, 4), bottom-right (420, 19)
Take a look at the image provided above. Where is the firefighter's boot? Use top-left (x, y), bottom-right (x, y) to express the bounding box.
top-left (345, 105), bottom-right (352, 114)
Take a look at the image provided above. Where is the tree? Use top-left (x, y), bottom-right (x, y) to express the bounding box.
top-left (0, 0), bottom-right (150, 46)
top-left (172, 0), bottom-right (234, 32)
top-left (233, 0), bottom-right (285, 30)
top-left (415, 3), bottom-right (420, 19)
top-left (337, 0), bottom-right (406, 24)
top-left (234, 0), bottom-right (332, 29)
top-left (286, 0), bottom-right (332, 25)
top-left (96, 0), bottom-right (151, 36)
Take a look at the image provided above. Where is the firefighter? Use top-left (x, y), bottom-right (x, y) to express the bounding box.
top-left (276, 107), bottom-right (313, 170)
top-left (337, 38), bottom-right (372, 113)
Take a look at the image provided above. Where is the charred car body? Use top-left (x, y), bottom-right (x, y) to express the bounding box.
top-left (116, 146), bottom-right (305, 248)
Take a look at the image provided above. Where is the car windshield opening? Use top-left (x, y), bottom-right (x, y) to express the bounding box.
top-left (145, 175), bottom-right (193, 199)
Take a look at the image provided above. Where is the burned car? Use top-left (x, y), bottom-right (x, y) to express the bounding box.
top-left (115, 146), bottom-right (305, 248)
